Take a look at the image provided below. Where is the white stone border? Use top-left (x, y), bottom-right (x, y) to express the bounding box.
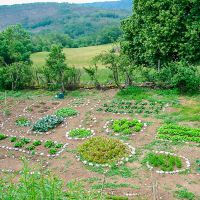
top-left (0, 134), bottom-right (68, 158)
top-left (146, 151), bottom-right (190, 174)
top-left (66, 128), bottom-right (95, 140)
top-left (103, 119), bottom-right (147, 136)
top-left (76, 141), bottom-right (136, 168)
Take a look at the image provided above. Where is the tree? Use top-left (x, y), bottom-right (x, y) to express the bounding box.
top-left (0, 25), bottom-right (33, 90)
top-left (44, 45), bottom-right (80, 92)
top-left (95, 50), bottom-right (121, 88)
top-left (121, 0), bottom-right (200, 69)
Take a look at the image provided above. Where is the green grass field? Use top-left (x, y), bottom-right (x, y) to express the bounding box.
top-left (31, 44), bottom-right (113, 84)
top-left (31, 44), bottom-right (113, 68)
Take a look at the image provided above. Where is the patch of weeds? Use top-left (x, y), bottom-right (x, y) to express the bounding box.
top-left (91, 182), bottom-right (134, 190)
top-left (175, 186), bottom-right (196, 200)
top-left (144, 152), bottom-right (182, 172)
top-left (68, 128), bottom-right (92, 138)
top-left (84, 177), bottom-right (101, 183)
top-left (87, 165), bottom-right (134, 178)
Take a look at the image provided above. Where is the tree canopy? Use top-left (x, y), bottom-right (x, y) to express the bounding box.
top-left (121, 0), bottom-right (200, 68)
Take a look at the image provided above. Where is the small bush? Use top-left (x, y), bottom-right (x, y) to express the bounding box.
top-left (33, 140), bottom-right (42, 146)
top-left (55, 108), bottom-right (78, 118)
top-left (78, 136), bottom-right (129, 164)
top-left (32, 115), bottom-right (63, 132)
top-left (68, 128), bottom-right (92, 138)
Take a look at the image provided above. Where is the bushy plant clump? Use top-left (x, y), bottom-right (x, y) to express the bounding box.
top-left (158, 124), bottom-right (200, 143)
top-left (0, 133), bottom-right (7, 140)
top-left (15, 117), bottom-right (31, 127)
top-left (69, 128), bottom-right (92, 138)
top-left (55, 107), bottom-right (78, 118)
top-left (111, 119), bottom-right (143, 135)
top-left (78, 136), bottom-right (129, 164)
top-left (32, 115), bottom-right (64, 132)
top-left (145, 153), bottom-right (182, 171)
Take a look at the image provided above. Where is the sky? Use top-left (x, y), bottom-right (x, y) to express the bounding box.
top-left (0, 0), bottom-right (118, 5)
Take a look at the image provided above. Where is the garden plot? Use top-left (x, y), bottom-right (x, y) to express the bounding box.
top-left (24, 101), bottom-right (61, 114)
top-left (97, 99), bottom-right (177, 115)
top-left (0, 89), bottom-right (200, 199)
top-left (0, 134), bottom-right (68, 158)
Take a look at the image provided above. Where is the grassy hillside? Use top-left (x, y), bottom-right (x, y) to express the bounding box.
top-left (31, 44), bottom-right (112, 68)
top-left (31, 44), bottom-right (113, 84)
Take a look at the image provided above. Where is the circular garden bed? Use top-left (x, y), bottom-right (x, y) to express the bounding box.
top-left (77, 136), bottom-right (135, 167)
top-left (145, 151), bottom-right (190, 174)
top-left (66, 128), bottom-right (95, 140)
top-left (104, 118), bottom-right (146, 136)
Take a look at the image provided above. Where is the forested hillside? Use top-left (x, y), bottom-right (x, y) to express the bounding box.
top-left (0, 1), bottom-right (131, 50)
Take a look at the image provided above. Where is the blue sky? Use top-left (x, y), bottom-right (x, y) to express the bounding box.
top-left (0, 0), bottom-right (118, 5)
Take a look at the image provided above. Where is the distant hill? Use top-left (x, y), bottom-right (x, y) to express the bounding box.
top-left (81, 0), bottom-right (132, 10)
top-left (0, 1), bottom-right (132, 50)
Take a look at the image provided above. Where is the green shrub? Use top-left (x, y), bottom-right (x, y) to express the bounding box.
top-left (145, 153), bottom-right (182, 171)
top-left (68, 128), bottom-right (92, 138)
top-left (0, 133), bottom-right (7, 140)
top-left (32, 115), bottom-right (63, 132)
top-left (55, 108), bottom-right (78, 118)
top-left (15, 117), bottom-right (31, 127)
top-left (20, 138), bottom-right (31, 144)
top-left (78, 136), bottom-right (129, 164)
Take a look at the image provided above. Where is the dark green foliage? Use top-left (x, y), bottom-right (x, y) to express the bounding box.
top-left (49, 148), bottom-right (58, 155)
top-left (0, 25), bottom-right (33, 90)
top-left (78, 136), bottom-right (129, 164)
top-left (145, 153), bottom-right (182, 171)
top-left (32, 115), bottom-right (64, 132)
top-left (0, 134), bottom-right (7, 140)
top-left (122, 0), bottom-right (200, 66)
top-left (158, 124), bottom-right (200, 143)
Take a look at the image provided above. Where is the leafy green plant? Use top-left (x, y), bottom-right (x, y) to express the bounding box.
top-left (144, 153), bottom-right (182, 171)
top-left (44, 140), bottom-right (55, 148)
top-left (68, 128), bottom-right (92, 138)
top-left (26, 145), bottom-right (35, 151)
top-left (14, 141), bottom-right (24, 148)
top-left (55, 107), bottom-right (78, 118)
top-left (10, 137), bottom-right (17, 142)
top-left (158, 124), bottom-right (200, 143)
top-left (111, 119), bottom-right (143, 135)
top-left (78, 136), bottom-right (129, 164)
top-left (49, 148), bottom-right (58, 155)
top-left (0, 133), bottom-right (7, 140)
top-left (32, 115), bottom-right (63, 132)
top-left (175, 187), bottom-right (195, 200)
top-left (33, 140), bottom-right (42, 146)
top-left (15, 116), bottom-right (31, 127)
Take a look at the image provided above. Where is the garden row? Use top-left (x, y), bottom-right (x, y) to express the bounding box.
top-left (157, 124), bottom-right (200, 143)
